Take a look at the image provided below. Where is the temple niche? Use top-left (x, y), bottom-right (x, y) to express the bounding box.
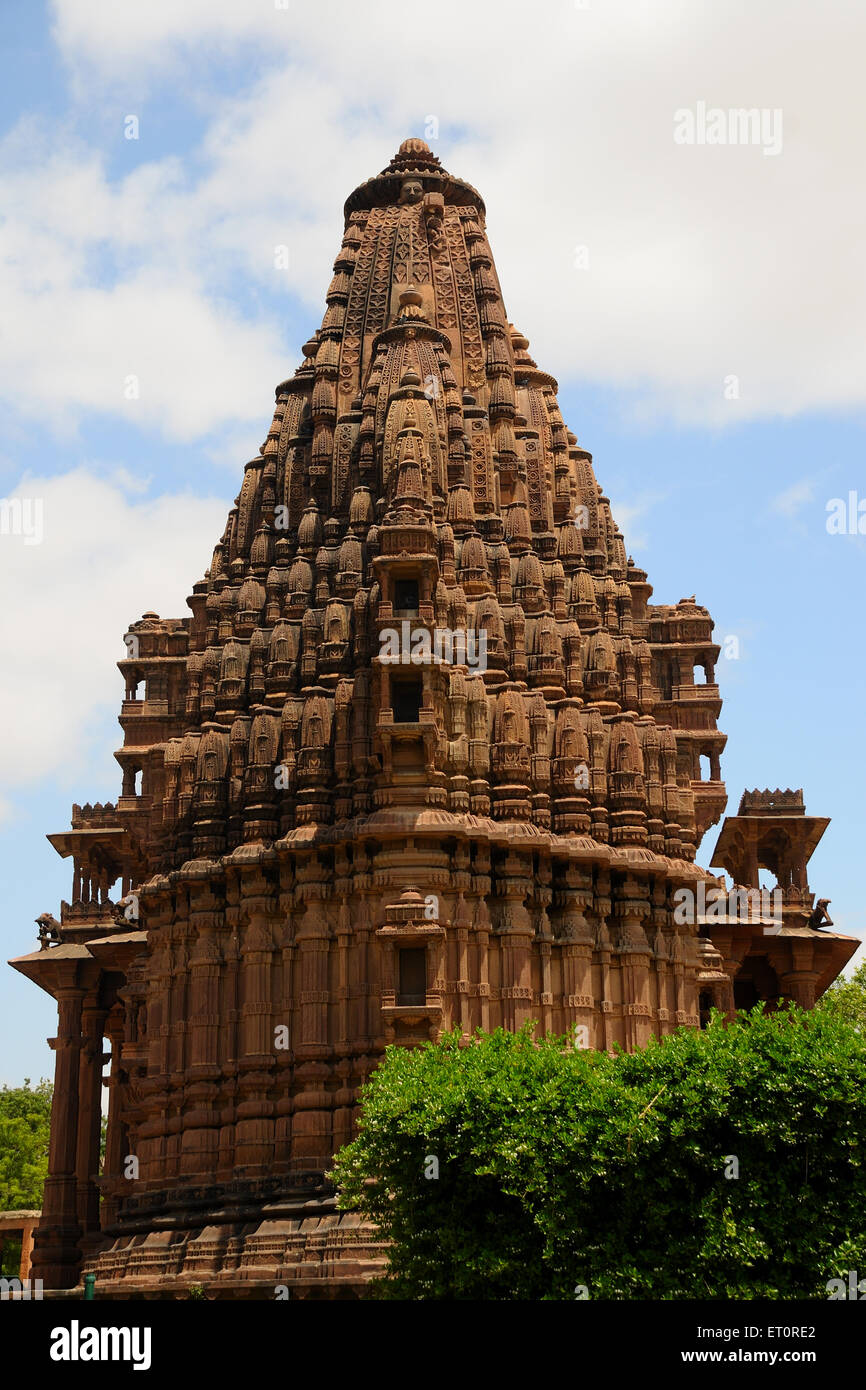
top-left (9, 140), bottom-right (856, 1298)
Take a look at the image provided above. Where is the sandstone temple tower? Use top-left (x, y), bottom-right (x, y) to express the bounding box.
top-left (10, 140), bottom-right (856, 1297)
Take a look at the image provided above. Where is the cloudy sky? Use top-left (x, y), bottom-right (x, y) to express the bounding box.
top-left (1, 0), bottom-right (864, 1084)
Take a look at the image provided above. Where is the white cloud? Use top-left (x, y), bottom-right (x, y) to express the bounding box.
top-left (0, 0), bottom-right (857, 439)
top-left (108, 465), bottom-right (151, 495)
top-left (0, 469), bottom-right (227, 802)
top-left (49, 0), bottom-right (268, 71)
top-left (772, 478), bottom-right (816, 518)
top-left (0, 245), bottom-right (291, 440)
top-left (0, 129), bottom-right (294, 439)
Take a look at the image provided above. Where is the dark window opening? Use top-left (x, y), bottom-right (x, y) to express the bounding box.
top-left (392, 678), bottom-right (422, 723)
top-left (699, 991), bottom-right (713, 1029)
top-left (398, 948), bottom-right (427, 1006)
top-left (734, 955), bottom-right (779, 1015)
top-left (733, 979), bottom-right (760, 1012)
top-left (394, 578), bottom-right (419, 614)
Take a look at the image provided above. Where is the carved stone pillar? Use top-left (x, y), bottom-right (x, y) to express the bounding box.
top-left (291, 879), bottom-right (333, 1171)
top-left (235, 873), bottom-right (277, 1173)
top-left (453, 892), bottom-right (472, 1035)
top-left (273, 861), bottom-right (297, 1175)
top-left (779, 972), bottom-right (818, 1009)
top-left (614, 874), bottom-right (653, 1051)
top-left (529, 859), bottom-right (554, 1035)
top-left (591, 869), bottom-right (614, 1050)
top-left (780, 942), bottom-right (820, 1010)
top-left (554, 862), bottom-right (594, 1043)
top-left (32, 987), bottom-right (84, 1288)
top-left (495, 853), bottom-right (534, 1031)
top-left (471, 848), bottom-right (492, 1032)
top-left (331, 854), bottom-right (354, 1157)
top-left (76, 1002), bottom-right (107, 1241)
top-left (183, 886), bottom-right (224, 1177)
top-left (452, 844), bottom-right (473, 1036)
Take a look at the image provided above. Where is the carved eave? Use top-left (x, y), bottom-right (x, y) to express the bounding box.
top-left (8, 943), bottom-right (102, 998)
top-left (85, 931), bottom-right (148, 972)
top-left (375, 922), bottom-right (446, 943)
top-left (710, 814), bottom-right (830, 870)
top-left (707, 921), bottom-right (858, 1000)
top-left (344, 168), bottom-right (485, 222)
top-left (47, 826), bottom-right (130, 860)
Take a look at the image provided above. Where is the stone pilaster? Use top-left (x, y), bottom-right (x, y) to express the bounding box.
top-left (32, 987), bottom-right (84, 1288)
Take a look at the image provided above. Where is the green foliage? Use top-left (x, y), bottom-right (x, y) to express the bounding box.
top-left (0, 1078), bottom-right (53, 1212)
top-left (816, 960), bottom-right (866, 1031)
top-left (330, 1008), bottom-right (866, 1299)
top-left (1, 1236), bottom-right (23, 1279)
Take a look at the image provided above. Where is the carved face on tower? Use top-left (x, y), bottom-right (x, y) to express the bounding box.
top-left (399, 178), bottom-right (423, 204)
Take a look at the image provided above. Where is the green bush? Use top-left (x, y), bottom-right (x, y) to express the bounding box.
top-left (331, 1007), bottom-right (866, 1300)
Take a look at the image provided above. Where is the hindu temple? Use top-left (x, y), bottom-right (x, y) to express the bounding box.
top-left (9, 139), bottom-right (856, 1297)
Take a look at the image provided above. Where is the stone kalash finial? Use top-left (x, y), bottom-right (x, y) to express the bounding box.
top-left (389, 138), bottom-right (442, 173)
top-left (397, 284), bottom-right (426, 319)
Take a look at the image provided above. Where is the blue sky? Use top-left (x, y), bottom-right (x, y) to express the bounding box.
top-left (1, 0), bottom-right (864, 1085)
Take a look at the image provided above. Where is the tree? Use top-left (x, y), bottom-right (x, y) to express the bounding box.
top-left (331, 1008), bottom-right (866, 1300)
top-left (0, 1079), bottom-right (53, 1211)
top-left (815, 959), bottom-right (866, 1031)
top-left (0, 1078), bottom-right (53, 1278)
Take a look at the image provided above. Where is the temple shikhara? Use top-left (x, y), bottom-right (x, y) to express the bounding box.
top-left (9, 140), bottom-right (856, 1297)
